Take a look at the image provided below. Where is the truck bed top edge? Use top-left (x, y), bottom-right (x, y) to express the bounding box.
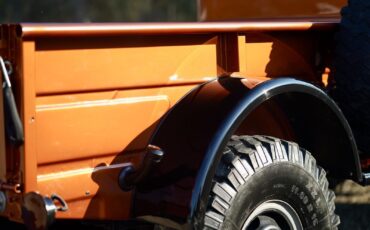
top-left (18, 18), bottom-right (340, 38)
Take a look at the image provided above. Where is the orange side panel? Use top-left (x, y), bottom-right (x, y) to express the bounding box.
top-left (34, 85), bottom-right (195, 219)
top-left (34, 35), bottom-right (218, 95)
top-left (22, 41), bottom-right (38, 193)
top-left (238, 33), bottom-right (317, 80)
top-left (35, 87), bottom-right (192, 164)
top-left (36, 92), bottom-right (169, 164)
top-left (17, 32), bottom-right (220, 220)
top-left (37, 154), bottom-right (143, 219)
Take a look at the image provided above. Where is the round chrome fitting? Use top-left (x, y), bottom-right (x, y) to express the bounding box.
top-left (22, 192), bottom-right (69, 229)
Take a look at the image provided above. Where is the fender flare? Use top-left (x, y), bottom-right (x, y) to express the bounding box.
top-left (134, 77), bottom-right (361, 227)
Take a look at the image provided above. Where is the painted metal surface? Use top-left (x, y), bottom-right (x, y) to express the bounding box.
top-left (18, 25), bottom-right (219, 221)
top-left (138, 77), bottom-right (360, 227)
top-left (33, 35), bottom-right (217, 95)
top-left (0, 19), bottom-right (353, 224)
top-left (18, 20), bottom-right (338, 38)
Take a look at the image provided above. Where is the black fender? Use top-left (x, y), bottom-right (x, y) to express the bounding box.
top-left (134, 77), bottom-right (361, 228)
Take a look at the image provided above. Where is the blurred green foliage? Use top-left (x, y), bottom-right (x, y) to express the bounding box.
top-left (0, 0), bottom-right (197, 23)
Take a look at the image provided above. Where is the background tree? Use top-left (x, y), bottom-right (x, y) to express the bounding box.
top-left (0, 0), bottom-right (197, 22)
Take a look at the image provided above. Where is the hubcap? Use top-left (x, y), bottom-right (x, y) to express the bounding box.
top-left (242, 200), bottom-right (303, 230)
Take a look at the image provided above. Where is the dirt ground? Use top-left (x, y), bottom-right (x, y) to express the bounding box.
top-left (335, 180), bottom-right (370, 230)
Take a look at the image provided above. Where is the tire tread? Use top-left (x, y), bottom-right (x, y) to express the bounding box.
top-left (203, 135), bottom-right (340, 229)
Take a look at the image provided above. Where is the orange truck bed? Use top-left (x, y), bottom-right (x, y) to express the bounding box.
top-left (0, 19), bottom-right (339, 227)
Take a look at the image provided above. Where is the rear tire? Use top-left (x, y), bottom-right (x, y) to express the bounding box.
top-left (203, 135), bottom-right (340, 229)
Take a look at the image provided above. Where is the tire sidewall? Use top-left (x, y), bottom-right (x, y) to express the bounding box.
top-left (220, 162), bottom-right (331, 229)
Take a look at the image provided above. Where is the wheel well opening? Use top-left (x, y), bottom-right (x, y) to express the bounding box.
top-left (234, 92), bottom-right (358, 180)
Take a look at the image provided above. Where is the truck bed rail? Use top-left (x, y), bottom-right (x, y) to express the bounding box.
top-left (19, 18), bottom-right (339, 38)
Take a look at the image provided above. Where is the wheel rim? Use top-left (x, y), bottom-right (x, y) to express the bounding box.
top-left (242, 200), bottom-right (303, 230)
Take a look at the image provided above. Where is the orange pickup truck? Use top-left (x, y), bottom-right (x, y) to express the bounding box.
top-left (0, 0), bottom-right (367, 229)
